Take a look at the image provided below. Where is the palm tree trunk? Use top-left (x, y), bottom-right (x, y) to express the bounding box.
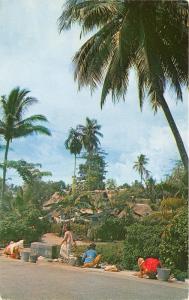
top-left (159, 95), bottom-right (188, 171)
top-left (2, 139), bottom-right (10, 201)
top-left (74, 154), bottom-right (77, 177)
top-left (140, 172), bottom-right (143, 184)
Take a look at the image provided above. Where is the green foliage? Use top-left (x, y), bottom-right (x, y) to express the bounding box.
top-left (106, 179), bottom-right (117, 190)
top-left (159, 207), bottom-right (188, 271)
top-left (65, 127), bottom-right (82, 177)
top-left (147, 197), bottom-right (185, 222)
top-left (78, 150), bottom-right (107, 191)
top-left (124, 181), bottom-right (146, 199)
top-left (124, 223), bottom-right (163, 270)
top-left (110, 184), bottom-right (148, 208)
top-left (173, 269), bottom-right (188, 281)
top-left (166, 162), bottom-right (188, 198)
top-left (161, 197), bottom-right (185, 212)
top-left (89, 215), bottom-right (135, 242)
top-left (0, 160), bottom-right (52, 185)
top-left (23, 180), bottom-right (66, 207)
top-left (50, 223), bottom-right (62, 235)
top-left (77, 117), bottom-right (103, 154)
top-left (71, 222), bottom-right (89, 239)
top-left (74, 191), bottom-right (109, 214)
top-left (155, 162), bottom-right (188, 199)
top-left (0, 87), bottom-right (51, 201)
top-left (65, 128), bottom-right (82, 156)
top-left (0, 208), bottom-right (50, 244)
top-left (133, 154), bottom-right (149, 183)
top-left (110, 190), bottom-right (130, 208)
top-left (145, 177), bottom-right (157, 203)
top-left (59, 0), bottom-right (188, 169)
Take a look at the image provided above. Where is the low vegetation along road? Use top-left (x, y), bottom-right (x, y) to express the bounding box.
top-left (0, 257), bottom-right (188, 300)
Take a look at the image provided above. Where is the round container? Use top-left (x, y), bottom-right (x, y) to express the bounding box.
top-left (30, 255), bottom-right (38, 263)
top-left (157, 268), bottom-right (171, 281)
top-left (21, 251), bottom-right (30, 262)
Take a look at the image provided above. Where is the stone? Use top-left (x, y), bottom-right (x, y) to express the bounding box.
top-left (30, 242), bottom-right (60, 259)
top-left (133, 203), bottom-right (152, 217)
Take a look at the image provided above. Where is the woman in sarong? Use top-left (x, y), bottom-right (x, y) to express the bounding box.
top-left (60, 224), bottom-right (75, 260)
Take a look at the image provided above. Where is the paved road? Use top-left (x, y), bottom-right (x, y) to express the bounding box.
top-left (0, 258), bottom-right (188, 300)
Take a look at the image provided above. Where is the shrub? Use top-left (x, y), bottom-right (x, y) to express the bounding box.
top-left (71, 223), bottom-right (89, 239)
top-left (51, 223), bottom-right (62, 235)
top-left (123, 223), bottom-right (163, 270)
top-left (0, 209), bottom-right (50, 245)
top-left (89, 216), bottom-right (135, 242)
top-left (159, 207), bottom-right (188, 271)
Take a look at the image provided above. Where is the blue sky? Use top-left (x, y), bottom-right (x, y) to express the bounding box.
top-left (0, 0), bottom-right (188, 185)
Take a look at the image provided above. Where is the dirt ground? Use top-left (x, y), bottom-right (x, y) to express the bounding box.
top-left (41, 232), bottom-right (90, 246)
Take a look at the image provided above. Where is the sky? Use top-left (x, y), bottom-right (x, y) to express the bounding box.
top-left (0, 0), bottom-right (188, 186)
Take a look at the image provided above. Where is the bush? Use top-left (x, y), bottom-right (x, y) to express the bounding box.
top-left (71, 223), bottom-right (89, 239)
top-left (0, 209), bottom-right (50, 245)
top-left (123, 223), bottom-right (163, 270)
top-left (89, 216), bottom-right (135, 242)
top-left (159, 207), bottom-right (188, 271)
top-left (51, 223), bottom-right (62, 235)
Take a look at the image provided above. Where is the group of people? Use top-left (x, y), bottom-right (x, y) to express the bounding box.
top-left (60, 223), bottom-right (162, 275)
top-left (3, 224), bottom-right (162, 277)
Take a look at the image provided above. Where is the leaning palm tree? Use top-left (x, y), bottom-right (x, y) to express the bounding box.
top-left (59, 0), bottom-right (188, 170)
top-left (77, 117), bottom-right (103, 155)
top-left (0, 87), bottom-right (51, 200)
top-left (133, 154), bottom-right (149, 184)
top-left (65, 127), bottom-right (82, 177)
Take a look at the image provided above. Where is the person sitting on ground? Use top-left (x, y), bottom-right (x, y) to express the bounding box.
top-left (135, 257), bottom-right (162, 278)
top-left (4, 240), bottom-right (24, 259)
top-left (82, 243), bottom-right (101, 268)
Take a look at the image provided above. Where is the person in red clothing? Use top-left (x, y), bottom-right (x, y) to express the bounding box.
top-left (137, 257), bottom-right (162, 278)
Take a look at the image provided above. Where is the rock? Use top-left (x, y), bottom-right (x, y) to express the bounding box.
top-left (118, 210), bottom-right (127, 218)
top-left (133, 203), bottom-right (152, 217)
top-left (43, 192), bottom-right (64, 209)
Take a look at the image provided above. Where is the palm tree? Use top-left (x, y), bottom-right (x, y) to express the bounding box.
top-left (0, 87), bottom-right (51, 200)
top-left (65, 127), bottom-right (82, 177)
top-left (133, 154), bottom-right (149, 184)
top-left (59, 1), bottom-right (188, 170)
top-left (77, 117), bottom-right (103, 155)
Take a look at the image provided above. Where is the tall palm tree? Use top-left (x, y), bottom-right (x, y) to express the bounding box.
top-left (133, 154), bottom-right (149, 184)
top-left (65, 127), bottom-right (82, 177)
top-left (77, 117), bottom-right (103, 155)
top-left (59, 0), bottom-right (188, 170)
top-left (0, 87), bottom-right (51, 200)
